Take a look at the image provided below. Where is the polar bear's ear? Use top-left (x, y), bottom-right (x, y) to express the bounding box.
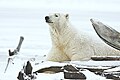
top-left (65, 14), bottom-right (69, 19)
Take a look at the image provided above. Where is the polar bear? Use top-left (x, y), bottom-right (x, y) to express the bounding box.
top-left (45, 13), bottom-right (120, 62)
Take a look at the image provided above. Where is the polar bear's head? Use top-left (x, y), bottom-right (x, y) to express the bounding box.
top-left (45, 13), bottom-right (69, 30)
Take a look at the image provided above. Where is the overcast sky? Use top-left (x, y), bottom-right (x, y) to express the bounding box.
top-left (0, 0), bottom-right (120, 31)
top-left (0, 0), bottom-right (120, 12)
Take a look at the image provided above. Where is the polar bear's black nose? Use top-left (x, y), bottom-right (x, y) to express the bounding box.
top-left (45, 16), bottom-right (49, 21)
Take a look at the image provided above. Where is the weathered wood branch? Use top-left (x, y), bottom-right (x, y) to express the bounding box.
top-left (9, 36), bottom-right (24, 56)
top-left (91, 56), bottom-right (120, 61)
top-left (35, 66), bottom-right (63, 73)
top-left (34, 64), bottom-right (120, 79)
top-left (4, 36), bottom-right (24, 73)
top-left (35, 66), bottom-right (107, 74)
top-left (16, 36), bottom-right (24, 52)
top-left (90, 19), bottom-right (120, 50)
top-left (35, 65), bottom-right (86, 79)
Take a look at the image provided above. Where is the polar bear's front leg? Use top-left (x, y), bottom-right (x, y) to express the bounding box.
top-left (71, 54), bottom-right (91, 61)
top-left (71, 51), bottom-right (94, 61)
top-left (46, 47), bottom-right (70, 62)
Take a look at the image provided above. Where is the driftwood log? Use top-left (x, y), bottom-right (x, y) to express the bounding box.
top-left (34, 56), bottom-right (120, 79)
top-left (90, 19), bottom-right (120, 51)
top-left (35, 56), bottom-right (120, 74)
top-left (91, 56), bottom-right (120, 61)
top-left (35, 64), bottom-right (109, 74)
top-left (34, 63), bottom-right (120, 79)
top-left (35, 65), bottom-right (86, 79)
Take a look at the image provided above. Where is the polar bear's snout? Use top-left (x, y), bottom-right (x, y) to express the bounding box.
top-left (45, 16), bottom-right (49, 21)
top-left (45, 16), bottom-right (53, 23)
top-left (45, 16), bottom-right (49, 23)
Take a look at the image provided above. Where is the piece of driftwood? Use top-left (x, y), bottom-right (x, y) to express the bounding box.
top-left (35, 65), bottom-right (86, 79)
top-left (35, 66), bottom-right (63, 73)
top-left (90, 19), bottom-right (120, 50)
top-left (4, 58), bottom-right (14, 73)
top-left (35, 64), bottom-right (120, 79)
top-left (35, 64), bottom-right (109, 79)
top-left (63, 65), bottom-right (86, 79)
top-left (9, 36), bottom-right (24, 56)
top-left (91, 56), bottom-right (120, 61)
top-left (35, 61), bottom-right (118, 74)
top-left (4, 36), bottom-right (24, 73)
top-left (35, 65), bottom-right (107, 74)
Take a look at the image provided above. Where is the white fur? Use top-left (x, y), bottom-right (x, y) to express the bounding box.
top-left (45, 13), bottom-right (120, 62)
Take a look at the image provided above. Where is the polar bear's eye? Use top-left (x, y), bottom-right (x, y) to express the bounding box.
top-left (55, 14), bottom-right (58, 17)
